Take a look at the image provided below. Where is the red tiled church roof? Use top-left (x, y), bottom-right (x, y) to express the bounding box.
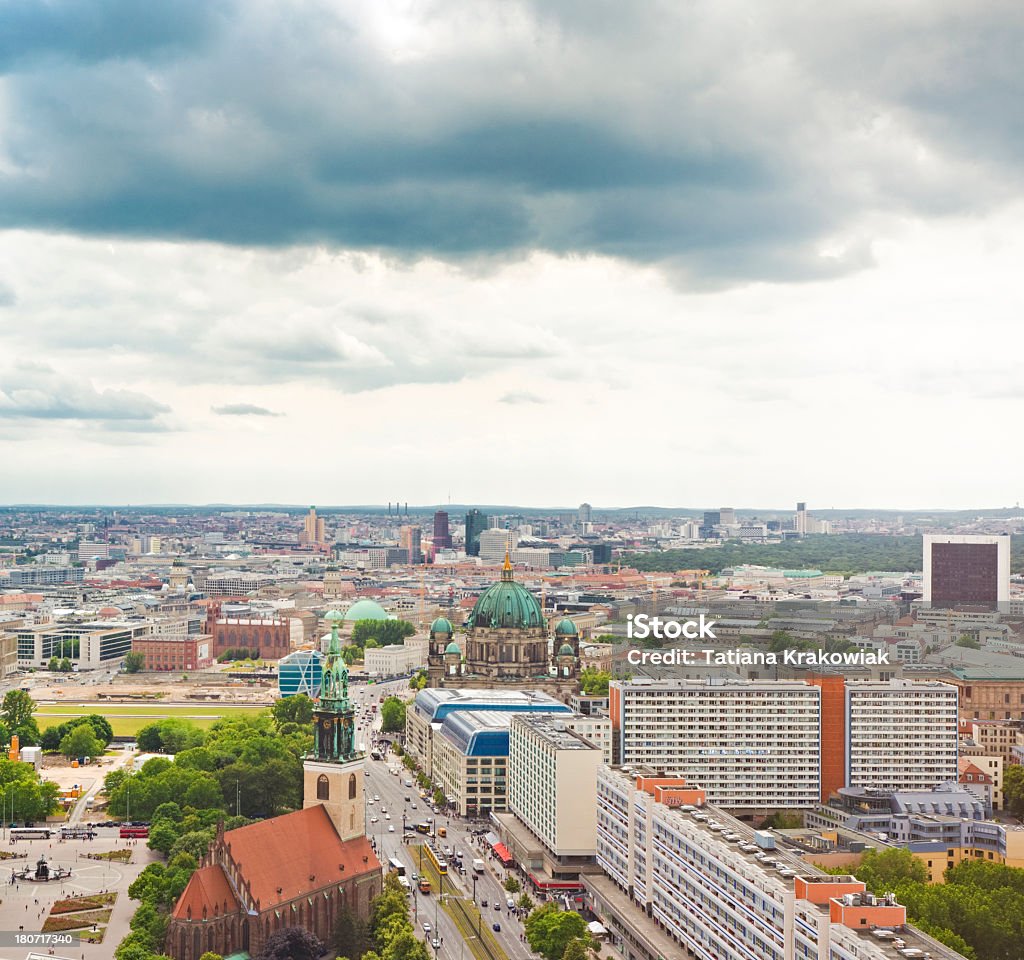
top-left (172, 864), bottom-right (240, 920)
top-left (173, 804), bottom-right (379, 920)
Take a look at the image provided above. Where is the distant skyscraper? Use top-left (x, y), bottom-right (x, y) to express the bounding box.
top-left (719, 507), bottom-right (736, 526)
top-left (578, 502), bottom-right (592, 526)
top-left (400, 525), bottom-right (422, 564)
top-left (700, 509), bottom-right (721, 539)
top-left (464, 509), bottom-right (487, 556)
top-left (478, 528), bottom-right (517, 563)
top-left (795, 501), bottom-right (808, 536)
top-left (432, 510), bottom-right (452, 549)
top-left (923, 534), bottom-right (1010, 607)
top-left (301, 505), bottom-right (326, 545)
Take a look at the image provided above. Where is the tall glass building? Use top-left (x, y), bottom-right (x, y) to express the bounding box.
top-left (278, 649), bottom-right (324, 698)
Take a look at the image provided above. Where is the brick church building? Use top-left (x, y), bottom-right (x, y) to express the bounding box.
top-left (167, 622), bottom-right (381, 960)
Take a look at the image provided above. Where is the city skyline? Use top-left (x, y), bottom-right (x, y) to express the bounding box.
top-left (2, 3), bottom-right (1023, 506)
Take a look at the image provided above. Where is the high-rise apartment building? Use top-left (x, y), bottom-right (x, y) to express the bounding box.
top-left (923, 534), bottom-right (1010, 606)
top-left (432, 510), bottom-right (452, 549)
top-left (610, 678), bottom-right (822, 807)
top-left (718, 506), bottom-right (736, 526)
top-left (464, 509), bottom-right (487, 556)
top-left (578, 502), bottom-right (592, 526)
top-left (610, 677), bottom-right (961, 807)
top-left (590, 768), bottom-right (964, 960)
top-left (399, 525), bottom-right (422, 564)
top-left (846, 679), bottom-right (959, 791)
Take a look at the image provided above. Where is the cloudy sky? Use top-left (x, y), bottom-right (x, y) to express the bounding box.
top-left (1, 0), bottom-right (1022, 509)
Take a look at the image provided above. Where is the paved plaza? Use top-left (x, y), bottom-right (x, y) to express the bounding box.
top-left (0, 833), bottom-right (159, 960)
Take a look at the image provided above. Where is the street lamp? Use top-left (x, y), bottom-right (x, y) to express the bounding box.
top-left (460, 934), bottom-right (478, 960)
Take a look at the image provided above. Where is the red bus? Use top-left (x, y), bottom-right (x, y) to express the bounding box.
top-left (120, 826), bottom-right (149, 839)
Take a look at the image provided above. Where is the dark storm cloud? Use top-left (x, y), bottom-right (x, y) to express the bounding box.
top-left (0, 1), bottom-right (1022, 283)
top-left (0, 0), bottom-right (226, 67)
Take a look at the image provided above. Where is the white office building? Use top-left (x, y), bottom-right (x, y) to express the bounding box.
top-left (508, 714), bottom-right (603, 860)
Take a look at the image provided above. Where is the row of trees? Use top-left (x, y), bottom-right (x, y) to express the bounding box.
top-left (217, 648), bottom-right (263, 663)
top-left (335, 871), bottom-right (430, 960)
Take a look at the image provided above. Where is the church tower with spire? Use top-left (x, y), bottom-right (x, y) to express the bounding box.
top-left (303, 619), bottom-right (366, 841)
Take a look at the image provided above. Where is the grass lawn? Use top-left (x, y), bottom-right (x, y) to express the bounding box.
top-left (35, 703), bottom-right (265, 736)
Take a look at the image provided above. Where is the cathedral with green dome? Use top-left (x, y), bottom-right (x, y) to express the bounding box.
top-left (426, 554), bottom-right (579, 696)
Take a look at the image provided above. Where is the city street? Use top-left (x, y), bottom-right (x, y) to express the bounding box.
top-left (353, 682), bottom-right (533, 960)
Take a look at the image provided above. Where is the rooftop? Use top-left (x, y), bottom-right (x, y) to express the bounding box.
top-left (512, 713), bottom-right (600, 751)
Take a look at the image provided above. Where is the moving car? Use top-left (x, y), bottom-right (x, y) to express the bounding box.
top-left (492, 922), bottom-right (501, 932)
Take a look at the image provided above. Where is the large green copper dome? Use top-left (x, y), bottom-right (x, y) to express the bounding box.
top-left (467, 558), bottom-right (543, 630)
top-left (554, 617), bottom-right (578, 636)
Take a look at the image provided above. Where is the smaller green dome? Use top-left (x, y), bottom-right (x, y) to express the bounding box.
top-left (323, 610), bottom-right (345, 621)
top-left (430, 617), bottom-right (454, 635)
top-left (554, 618), bottom-right (578, 636)
top-left (558, 642), bottom-right (575, 657)
top-left (445, 641), bottom-right (462, 655)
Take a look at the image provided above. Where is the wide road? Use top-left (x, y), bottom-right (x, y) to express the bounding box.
top-left (354, 687), bottom-right (533, 960)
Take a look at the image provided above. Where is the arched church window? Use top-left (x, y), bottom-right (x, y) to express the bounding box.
top-left (317, 774), bottom-right (330, 800)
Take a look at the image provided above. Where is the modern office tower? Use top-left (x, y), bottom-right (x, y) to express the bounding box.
top-left (718, 506), bottom-right (736, 526)
top-left (609, 678), bottom-right (822, 807)
top-left (477, 527), bottom-right (517, 563)
top-left (590, 768), bottom-right (958, 960)
top-left (508, 714), bottom-right (603, 862)
top-left (399, 524), bottom-right (422, 564)
top-left (300, 505), bottom-right (326, 545)
top-left (700, 509), bottom-right (721, 539)
top-left (922, 534), bottom-right (1011, 606)
top-left (795, 501), bottom-right (808, 535)
top-left (432, 510), bottom-right (452, 549)
top-left (464, 509), bottom-right (487, 556)
top-left (578, 502), bottom-right (592, 526)
top-left (278, 649), bottom-right (325, 698)
top-left (846, 679), bottom-right (959, 791)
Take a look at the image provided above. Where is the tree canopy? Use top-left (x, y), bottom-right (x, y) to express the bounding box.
top-left (272, 693), bottom-right (314, 728)
top-left (42, 713), bottom-right (113, 752)
top-left (351, 618), bottom-right (416, 648)
top-left (0, 757), bottom-right (61, 821)
top-left (256, 927), bottom-right (324, 960)
top-left (524, 904), bottom-right (592, 960)
top-left (380, 697), bottom-right (406, 733)
top-left (124, 651), bottom-right (146, 673)
top-left (1, 689), bottom-right (40, 745)
top-left (59, 724), bottom-right (105, 760)
top-left (626, 534), bottom-right (924, 576)
top-left (579, 667), bottom-right (611, 696)
top-left (111, 712), bottom-right (311, 820)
